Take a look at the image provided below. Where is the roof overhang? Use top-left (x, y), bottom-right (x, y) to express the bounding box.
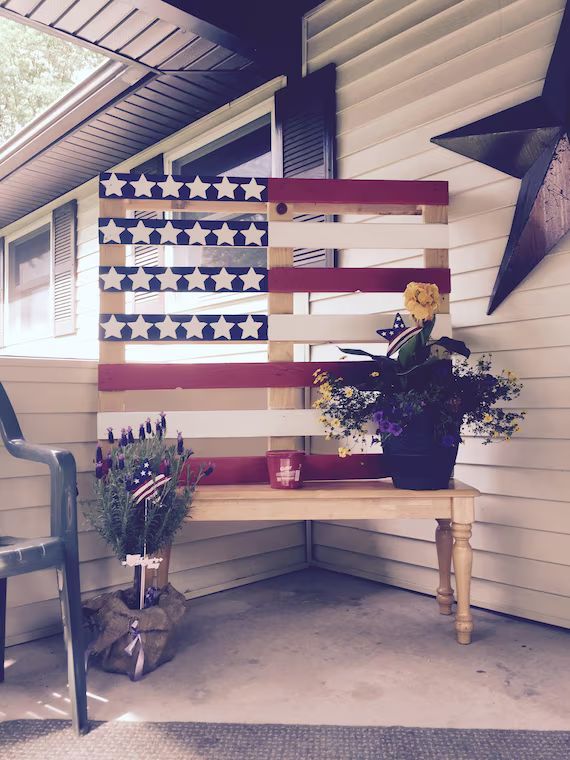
top-left (0, 0), bottom-right (322, 229)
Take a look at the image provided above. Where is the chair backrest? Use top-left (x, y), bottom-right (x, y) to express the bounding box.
top-left (0, 382), bottom-right (25, 454)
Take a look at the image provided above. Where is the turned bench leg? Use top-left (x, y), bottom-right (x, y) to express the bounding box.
top-left (435, 519), bottom-right (454, 615)
top-left (452, 521), bottom-right (474, 644)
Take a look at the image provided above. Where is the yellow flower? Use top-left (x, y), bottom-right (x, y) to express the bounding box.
top-left (404, 282), bottom-right (440, 324)
top-left (325, 433), bottom-right (331, 441)
top-left (483, 413), bottom-right (493, 423)
top-left (344, 387), bottom-right (354, 398)
top-left (319, 416), bottom-right (327, 424)
top-left (370, 371), bottom-right (380, 377)
top-left (312, 368), bottom-right (322, 377)
top-left (338, 446), bottom-right (350, 458)
top-left (332, 418), bottom-right (340, 427)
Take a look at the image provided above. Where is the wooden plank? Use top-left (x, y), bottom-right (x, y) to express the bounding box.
top-left (98, 265), bottom-right (451, 293)
top-left (268, 177), bottom-right (449, 205)
top-left (99, 198), bottom-right (127, 416)
top-left (97, 408), bottom-right (323, 439)
top-left (179, 454), bottom-right (389, 485)
top-left (98, 360), bottom-right (378, 391)
top-left (267, 203), bottom-right (297, 450)
top-left (99, 172), bottom-right (268, 202)
top-left (99, 218), bottom-right (268, 247)
top-left (268, 221), bottom-right (449, 250)
top-left (99, 266), bottom-right (268, 292)
top-left (98, 312), bottom-right (453, 343)
top-left (188, 480), bottom-right (476, 521)
top-left (268, 312), bottom-right (452, 343)
top-left (422, 204), bottom-right (449, 314)
top-left (267, 267), bottom-right (451, 293)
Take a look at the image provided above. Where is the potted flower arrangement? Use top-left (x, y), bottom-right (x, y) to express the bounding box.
top-left (314, 283), bottom-right (525, 490)
top-left (83, 416), bottom-right (211, 679)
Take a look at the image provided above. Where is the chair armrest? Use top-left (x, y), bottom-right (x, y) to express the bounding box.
top-left (7, 439), bottom-right (79, 542)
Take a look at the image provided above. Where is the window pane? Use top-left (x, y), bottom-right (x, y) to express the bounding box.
top-left (170, 123), bottom-right (270, 313)
top-left (8, 226), bottom-right (51, 342)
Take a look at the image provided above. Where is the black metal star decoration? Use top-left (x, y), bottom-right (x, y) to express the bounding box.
top-left (431, 4), bottom-right (570, 313)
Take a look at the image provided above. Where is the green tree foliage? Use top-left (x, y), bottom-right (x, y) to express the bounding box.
top-left (0, 18), bottom-right (104, 144)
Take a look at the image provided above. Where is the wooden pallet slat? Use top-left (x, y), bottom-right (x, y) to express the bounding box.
top-left (98, 266), bottom-right (451, 294)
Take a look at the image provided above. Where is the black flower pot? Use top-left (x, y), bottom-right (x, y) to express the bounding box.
top-left (381, 410), bottom-right (459, 490)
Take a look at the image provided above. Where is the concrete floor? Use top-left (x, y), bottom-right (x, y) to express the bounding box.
top-left (1, 568), bottom-right (569, 729)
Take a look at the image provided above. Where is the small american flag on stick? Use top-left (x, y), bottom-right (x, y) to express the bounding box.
top-left (130, 460), bottom-right (171, 504)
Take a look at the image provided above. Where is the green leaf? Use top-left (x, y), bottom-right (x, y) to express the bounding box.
top-left (428, 337), bottom-right (471, 358)
top-left (339, 347), bottom-right (399, 370)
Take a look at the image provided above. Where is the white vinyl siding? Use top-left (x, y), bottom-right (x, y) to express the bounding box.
top-left (306, 0), bottom-right (570, 628)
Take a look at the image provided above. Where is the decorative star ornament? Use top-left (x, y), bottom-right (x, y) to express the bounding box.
top-left (184, 315), bottom-right (206, 339)
top-left (214, 223), bottom-right (237, 246)
top-left (100, 267), bottom-right (125, 290)
top-left (211, 315), bottom-right (234, 340)
top-left (157, 269), bottom-right (182, 291)
top-left (376, 313), bottom-right (407, 342)
top-left (214, 176), bottom-right (238, 199)
top-left (211, 268), bottom-right (237, 291)
top-left (239, 267), bottom-right (265, 291)
top-left (129, 314), bottom-right (151, 339)
top-left (158, 316), bottom-right (180, 339)
top-left (242, 223), bottom-right (266, 246)
top-left (101, 315), bottom-right (125, 339)
top-left (241, 178), bottom-right (265, 200)
top-left (101, 173), bottom-right (127, 197)
top-left (239, 315), bottom-right (262, 339)
top-left (130, 174), bottom-right (155, 197)
top-left (186, 176), bottom-right (210, 199)
top-left (431, 6), bottom-right (570, 313)
top-left (100, 219), bottom-right (126, 243)
top-left (157, 176), bottom-right (184, 198)
top-left (186, 268), bottom-right (209, 290)
top-left (158, 221), bottom-right (181, 244)
top-left (130, 220), bottom-right (153, 244)
top-left (129, 268), bottom-right (153, 290)
top-left (187, 222), bottom-right (210, 246)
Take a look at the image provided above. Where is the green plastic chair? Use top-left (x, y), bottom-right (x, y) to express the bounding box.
top-left (0, 382), bottom-right (88, 735)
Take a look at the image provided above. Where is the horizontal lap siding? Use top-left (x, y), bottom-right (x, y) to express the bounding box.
top-left (0, 360), bottom-right (305, 647)
top-left (306, 0), bottom-right (570, 627)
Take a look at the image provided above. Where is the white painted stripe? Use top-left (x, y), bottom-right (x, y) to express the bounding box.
top-left (268, 313), bottom-right (452, 343)
top-left (98, 409), bottom-right (324, 440)
top-left (268, 221), bottom-right (448, 249)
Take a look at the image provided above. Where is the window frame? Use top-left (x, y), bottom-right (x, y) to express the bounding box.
top-left (163, 111), bottom-right (272, 315)
top-left (3, 216), bottom-right (53, 346)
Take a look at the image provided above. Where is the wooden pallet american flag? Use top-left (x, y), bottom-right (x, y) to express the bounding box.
top-left (98, 172), bottom-right (450, 484)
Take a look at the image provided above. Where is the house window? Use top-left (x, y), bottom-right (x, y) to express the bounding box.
top-left (7, 224), bottom-right (51, 342)
top-left (169, 118), bottom-right (271, 314)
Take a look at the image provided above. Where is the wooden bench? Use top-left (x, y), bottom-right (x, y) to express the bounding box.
top-left (189, 479), bottom-right (479, 645)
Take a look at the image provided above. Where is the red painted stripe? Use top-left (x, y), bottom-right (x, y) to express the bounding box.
top-left (268, 267), bottom-right (450, 293)
top-left (268, 178), bottom-right (448, 206)
top-left (180, 454), bottom-right (388, 485)
top-left (99, 361), bottom-right (380, 391)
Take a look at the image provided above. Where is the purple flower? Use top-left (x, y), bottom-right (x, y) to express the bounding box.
top-left (107, 427), bottom-right (114, 444)
top-left (118, 452), bottom-right (125, 470)
top-left (120, 428), bottom-right (128, 447)
top-left (106, 452), bottom-right (113, 470)
top-left (378, 419), bottom-right (391, 433)
top-left (95, 461), bottom-right (103, 479)
top-left (155, 420), bottom-right (163, 439)
top-left (177, 431), bottom-right (184, 455)
top-left (160, 412), bottom-right (167, 430)
top-left (127, 426), bottom-right (135, 444)
top-left (388, 422), bottom-right (402, 436)
top-left (146, 417), bottom-right (152, 435)
top-left (96, 445), bottom-right (103, 463)
top-left (139, 424), bottom-right (145, 440)
top-left (372, 410), bottom-right (384, 426)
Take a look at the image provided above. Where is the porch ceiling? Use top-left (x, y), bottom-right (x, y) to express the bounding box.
top-left (0, 0), bottom-right (320, 229)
